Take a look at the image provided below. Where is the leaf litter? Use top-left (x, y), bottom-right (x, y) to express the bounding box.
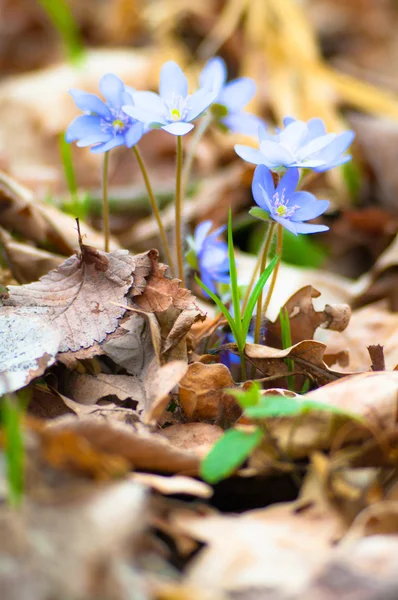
top-left (3, 3), bottom-right (398, 599)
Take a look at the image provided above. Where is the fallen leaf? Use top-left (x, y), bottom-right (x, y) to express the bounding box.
top-left (161, 422), bottom-right (224, 459)
top-left (130, 473), bottom-right (213, 498)
top-left (61, 372), bottom-right (145, 408)
top-left (2, 249), bottom-right (152, 354)
top-left (178, 362), bottom-right (239, 423)
top-left (0, 309), bottom-right (61, 394)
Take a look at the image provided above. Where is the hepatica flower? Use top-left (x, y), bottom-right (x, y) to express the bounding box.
top-left (199, 57), bottom-right (262, 136)
top-left (66, 73), bottom-right (145, 153)
top-left (123, 61), bottom-right (216, 136)
top-left (252, 165), bottom-right (329, 235)
top-left (187, 221), bottom-right (230, 293)
top-left (235, 117), bottom-right (355, 172)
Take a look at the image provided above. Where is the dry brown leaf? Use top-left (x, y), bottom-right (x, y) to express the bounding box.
top-left (47, 416), bottom-right (201, 475)
top-left (61, 372), bottom-right (146, 408)
top-left (245, 340), bottom-right (352, 385)
top-left (161, 422), bottom-right (224, 459)
top-left (130, 473), bottom-right (213, 498)
top-left (178, 362), bottom-right (239, 423)
top-left (0, 225), bottom-right (64, 283)
top-left (265, 285), bottom-right (351, 347)
top-left (2, 249), bottom-right (152, 354)
top-left (145, 360), bottom-right (188, 423)
top-left (0, 309), bottom-right (62, 394)
top-left (134, 250), bottom-right (199, 313)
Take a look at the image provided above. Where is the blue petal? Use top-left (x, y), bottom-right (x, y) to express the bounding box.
top-left (124, 122), bottom-right (144, 147)
top-left (121, 90), bottom-right (134, 106)
top-left (132, 91), bottom-right (165, 114)
top-left (194, 221), bottom-right (213, 252)
top-left (65, 115), bottom-right (102, 142)
top-left (76, 133), bottom-right (112, 147)
top-left (123, 104), bottom-right (165, 126)
top-left (199, 57), bottom-right (227, 94)
top-left (201, 244), bottom-right (228, 272)
top-left (200, 267), bottom-right (217, 296)
top-left (296, 133), bottom-right (336, 161)
top-left (283, 116), bottom-right (296, 127)
top-left (294, 222), bottom-right (329, 234)
top-left (219, 77), bottom-right (256, 113)
top-left (252, 165), bottom-right (275, 211)
top-left (160, 61), bottom-right (188, 100)
top-left (302, 118), bottom-right (326, 144)
top-left (69, 90), bottom-right (111, 119)
top-left (235, 144), bottom-right (268, 165)
top-left (162, 122), bottom-right (194, 135)
top-left (205, 226), bottom-right (227, 245)
top-left (222, 112), bottom-right (263, 136)
top-left (99, 74), bottom-right (125, 108)
top-left (290, 194), bottom-right (329, 221)
top-left (186, 89), bottom-right (217, 121)
top-left (276, 168), bottom-right (300, 198)
top-left (90, 135), bottom-right (125, 153)
top-left (258, 123), bottom-right (275, 142)
top-left (313, 154), bottom-right (352, 172)
top-left (312, 130), bottom-right (355, 164)
top-left (258, 140), bottom-right (295, 168)
top-left (279, 120), bottom-right (308, 153)
top-left (272, 215), bottom-right (298, 235)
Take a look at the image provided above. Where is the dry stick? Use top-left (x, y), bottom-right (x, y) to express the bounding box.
top-left (132, 145), bottom-right (175, 276)
top-left (262, 223), bottom-right (283, 317)
top-left (253, 221), bottom-right (277, 344)
top-left (175, 135), bottom-right (185, 285)
top-left (102, 150), bottom-right (110, 252)
top-left (368, 344), bottom-right (386, 371)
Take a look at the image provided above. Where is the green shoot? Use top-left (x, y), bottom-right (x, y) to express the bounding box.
top-left (1, 394), bottom-right (26, 507)
top-left (195, 208), bottom-right (278, 380)
top-left (59, 133), bottom-right (78, 204)
top-left (201, 384), bottom-right (361, 484)
top-left (37, 0), bottom-right (85, 64)
top-left (279, 307), bottom-right (295, 391)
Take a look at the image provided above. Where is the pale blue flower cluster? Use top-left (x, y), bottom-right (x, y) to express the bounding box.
top-left (189, 221), bottom-right (230, 294)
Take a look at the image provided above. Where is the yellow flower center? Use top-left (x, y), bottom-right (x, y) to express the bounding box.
top-left (170, 108), bottom-right (181, 121)
top-left (112, 119), bottom-right (125, 130)
top-left (276, 205), bottom-right (287, 216)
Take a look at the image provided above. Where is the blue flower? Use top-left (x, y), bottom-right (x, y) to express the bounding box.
top-left (199, 57), bottom-right (262, 136)
top-left (189, 221), bottom-right (230, 294)
top-left (65, 73), bottom-right (145, 153)
top-left (252, 166), bottom-right (329, 235)
top-left (122, 61), bottom-right (216, 136)
top-left (235, 117), bottom-right (355, 172)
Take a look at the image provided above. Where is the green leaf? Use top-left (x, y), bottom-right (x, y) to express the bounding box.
top-left (195, 275), bottom-right (239, 343)
top-left (185, 247), bottom-right (198, 270)
top-left (227, 208), bottom-right (243, 349)
top-left (200, 427), bottom-right (263, 484)
top-left (249, 207), bottom-right (270, 222)
top-left (245, 395), bottom-right (356, 419)
top-left (241, 256), bottom-right (278, 338)
top-left (211, 103), bottom-right (229, 119)
top-left (279, 307), bottom-right (294, 391)
top-left (38, 0), bottom-right (85, 64)
top-left (229, 382), bottom-right (261, 408)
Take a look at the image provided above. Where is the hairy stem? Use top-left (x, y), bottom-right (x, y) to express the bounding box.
top-left (102, 150), bottom-right (110, 252)
top-left (239, 348), bottom-right (247, 381)
top-left (133, 145), bottom-right (175, 275)
top-left (262, 223), bottom-right (283, 317)
top-left (253, 221), bottom-right (277, 344)
top-left (175, 135), bottom-right (185, 284)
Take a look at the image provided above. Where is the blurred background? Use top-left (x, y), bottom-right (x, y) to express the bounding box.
top-left (1, 0), bottom-right (398, 285)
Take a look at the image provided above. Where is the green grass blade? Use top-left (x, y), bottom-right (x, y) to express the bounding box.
top-left (242, 256), bottom-right (278, 338)
top-left (59, 133), bottom-right (78, 203)
top-left (227, 208), bottom-right (243, 347)
top-left (200, 427), bottom-right (263, 484)
top-left (1, 395), bottom-right (24, 507)
top-left (37, 0), bottom-right (85, 64)
top-left (195, 275), bottom-right (240, 344)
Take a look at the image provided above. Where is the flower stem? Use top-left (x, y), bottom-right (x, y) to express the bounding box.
top-left (102, 150), bottom-right (110, 252)
top-left (182, 112), bottom-right (212, 194)
top-left (262, 223), bottom-right (283, 317)
top-left (239, 348), bottom-right (247, 381)
top-left (175, 135), bottom-right (185, 285)
top-left (132, 145), bottom-right (175, 275)
top-left (253, 221), bottom-right (277, 344)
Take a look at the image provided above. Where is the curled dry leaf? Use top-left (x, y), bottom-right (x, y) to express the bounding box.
top-left (61, 372), bottom-right (146, 408)
top-left (265, 285), bottom-right (351, 348)
top-left (130, 473), bottom-right (213, 498)
top-left (0, 170), bottom-right (120, 254)
top-left (0, 225), bottom-right (64, 283)
top-left (47, 416), bottom-right (201, 475)
top-left (0, 309), bottom-right (62, 394)
top-left (178, 362), bottom-right (239, 423)
top-left (245, 340), bottom-right (353, 385)
top-left (2, 249), bottom-right (152, 354)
